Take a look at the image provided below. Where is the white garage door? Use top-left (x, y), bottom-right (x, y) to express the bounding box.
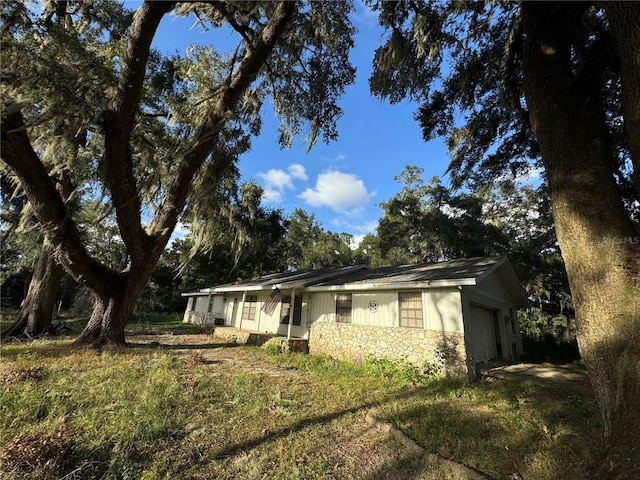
top-left (467, 305), bottom-right (498, 362)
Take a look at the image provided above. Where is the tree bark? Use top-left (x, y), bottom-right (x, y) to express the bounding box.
top-left (521, 4), bottom-right (640, 478)
top-left (1, 238), bottom-right (62, 338)
top-left (2, 1), bottom-right (296, 348)
top-left (603, 2), bottom-right (640, 195)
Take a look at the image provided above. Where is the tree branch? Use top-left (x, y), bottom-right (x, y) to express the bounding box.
top-left (1, 111), bottom-right (122, 295)
top-left (148, 0), bottom-right (296, 245)
top-left (103, 0), bottom-right (174, 264)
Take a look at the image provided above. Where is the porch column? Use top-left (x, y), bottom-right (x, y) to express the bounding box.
top-left (287, 288), bottom-right (296, 339)
top-left (238, 292), bottom-right (247, 331)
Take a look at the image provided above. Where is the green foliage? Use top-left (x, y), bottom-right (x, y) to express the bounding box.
top-left (2, 1), bottom-right (357, 337)
top-left (375, 166), bottom-right (572, 315)
top-left (261, 337), bottom-right (290, 355)
top-left (283, 208), bottom-right (355, 270)
top-left (363, 355), bottom-right (435, 386)
top-left (518, 308), bottom-right (580, 362)
top-left (378, 169), bottom-right (509, 264)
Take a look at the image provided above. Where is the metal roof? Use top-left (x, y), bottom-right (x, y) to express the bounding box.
top-left (306, 256), bottom-right (529, 307)
top-left (182, 257), bottom-right (529, 308)
top-left (309, 256), bottom-right (505, 288)
top-left (208, 264), bottom-right (368, 293)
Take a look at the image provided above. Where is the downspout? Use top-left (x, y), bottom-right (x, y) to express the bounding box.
top-left (287, 288), bottom-right (296, 339)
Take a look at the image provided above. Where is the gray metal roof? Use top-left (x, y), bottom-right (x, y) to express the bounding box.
top-left (211, 264), bottom-right (368, 292)
top-left (182, 257), bottom-right (528, 306)
top-left (307, 256), bottom-right (529, 307)
top-left (310, 256), bottom-right (505, 288)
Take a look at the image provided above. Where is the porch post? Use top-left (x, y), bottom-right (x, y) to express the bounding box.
top-left (238, 292), bottom-right (247, 331)
top-left (287, 288), bottom-right (296, 339)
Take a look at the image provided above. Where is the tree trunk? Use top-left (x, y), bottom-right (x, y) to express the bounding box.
top-left (73, 290), bottom-right (135, 347)
top-left (1, 238), bottom-right (62, 338)
top-left (521, 4), bottom-right (640, 478)
top-left (72, 253), bottom-right (161, 348)
top-left (2, 0), bottom-right (297, 349)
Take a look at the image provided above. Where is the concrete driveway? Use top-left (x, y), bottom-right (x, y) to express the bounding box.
top-left (480, 360), bottom-right (592, 392)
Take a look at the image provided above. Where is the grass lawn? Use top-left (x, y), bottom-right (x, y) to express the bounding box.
top-left (0, 317), bottom-right (601, 480)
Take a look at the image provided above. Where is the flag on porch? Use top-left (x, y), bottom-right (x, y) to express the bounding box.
top-left (261, 287), bottom-right (283, 316)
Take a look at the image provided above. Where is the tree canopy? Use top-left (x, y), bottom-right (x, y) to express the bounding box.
top-left (1, 0), bottom-right (356, 346)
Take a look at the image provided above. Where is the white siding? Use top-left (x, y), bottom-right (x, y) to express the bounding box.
top-left (309, 289), bottom-right (462, 333)
top-left (352, 291), bottom-right (397, 327)
top-left (308, 292), bottom-right (336, 323)
top-left (194, 296), bottom-right (209, 312)
top-left (424, 288), bottom-right (464, 332)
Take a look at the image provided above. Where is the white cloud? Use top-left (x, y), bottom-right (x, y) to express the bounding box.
top-left (299, 171), bottom-right (372, 215)
top-left (258, 168), bottom-right (294, 191)
top-left (262, 187), bottom-right (284, 203)
top-left (331, 219), bottom-right (379, 249)
top-left (257, 163), bottom-right (307, 203)
top-left (287, 163), bottom-right (308, 181)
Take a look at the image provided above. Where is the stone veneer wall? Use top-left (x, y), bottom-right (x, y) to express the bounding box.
top-left (309, 321), bottom-right (468, 376)
top-left (184, 311), bottom-right (219, 325)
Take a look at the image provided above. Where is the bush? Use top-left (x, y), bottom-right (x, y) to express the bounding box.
top-left (363, 356), bottom-right (434, 386)
top-left (518, 308), bottom-right (580, 362)
top-left (262, 337), bottom-right (290, 355)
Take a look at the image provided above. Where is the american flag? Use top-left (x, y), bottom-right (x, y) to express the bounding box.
top-left (261, 288), bottom-right (283, 316)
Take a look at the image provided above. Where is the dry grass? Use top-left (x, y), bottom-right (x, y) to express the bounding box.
top-left (0, 332), bottom-right (601, 480)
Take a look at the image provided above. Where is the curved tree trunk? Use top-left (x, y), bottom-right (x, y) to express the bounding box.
top-left (2, 1), bottom-right (297, 349)
top-left (521, 4), bottom-right (640, 478)
top-left (72, 252), bottom-right (161, 348)
top-left (1, 238), bottom-right (62, 338)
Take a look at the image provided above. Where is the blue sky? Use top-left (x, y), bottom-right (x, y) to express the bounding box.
top-left (151, 1), bottom-right (451, 244)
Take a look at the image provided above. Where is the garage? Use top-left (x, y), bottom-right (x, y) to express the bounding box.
top-left (466, 304), bottom-right (499, 362)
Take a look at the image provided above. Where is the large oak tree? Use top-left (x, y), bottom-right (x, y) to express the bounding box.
top-left (368, 1), bottom-right (639, 476)
top-left (1, 1), bottom-right (355, 347)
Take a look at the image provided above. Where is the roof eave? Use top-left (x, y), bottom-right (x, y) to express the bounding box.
top-left (307, 278), bottom-right (477, 292)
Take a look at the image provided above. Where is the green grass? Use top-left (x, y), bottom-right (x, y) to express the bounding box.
top-left (0, 309), bottom-right (208, 337)
top-left (0, 332), bottom-right (601, 480)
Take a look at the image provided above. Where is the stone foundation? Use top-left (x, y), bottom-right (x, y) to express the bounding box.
top-left (183, 312), bottom-right (223, 326)
top-left (309, 321), bottom-right (468, 376)
top-left (211, 327), bottom-right (273, 346)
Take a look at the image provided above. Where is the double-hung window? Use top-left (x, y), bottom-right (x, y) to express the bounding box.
top-left (242, 295), bottom-right (258, 321)
top-left (398, 292), bottom-right (423, 328)
top-left (336, 293), bottom-right (352, 323)
top-left (280, 295), bottom-right (303, 326)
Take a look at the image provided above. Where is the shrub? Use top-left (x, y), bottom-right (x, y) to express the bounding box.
top-left (363, 356), bottom-right (433, 386)
top-left (262, 337), bottom-right (290, 355)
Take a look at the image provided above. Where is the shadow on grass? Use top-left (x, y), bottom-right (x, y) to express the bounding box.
top-left (363, 378), bottom-right (600, 480)
top-left (199, 374), bottom-right (598, 480)
top-left (0, 335), bottom-right (241, 361)
top-left (126, 341), bottom-right (242, 351)
top-left (209, 387), bottom-right (422, 461)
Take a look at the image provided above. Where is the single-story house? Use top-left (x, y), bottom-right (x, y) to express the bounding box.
top-left (182, 256), bottom-right (529, 374)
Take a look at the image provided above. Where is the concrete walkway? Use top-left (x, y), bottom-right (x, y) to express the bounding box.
top-left (480, 360), bottom-right (592, 392)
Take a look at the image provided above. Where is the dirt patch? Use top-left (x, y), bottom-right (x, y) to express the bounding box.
top-left (0, 422), bottom-right (76, 476)
top-left (482, 361), bottom-right (592, 393)
top-left (128, 333), bottom-right (296, 378)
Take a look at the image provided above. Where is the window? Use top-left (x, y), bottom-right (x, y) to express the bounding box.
top-left (207, 295), bottom-right (214, 313)
top-left (280, 295), bottom-right (303, 326)
top-left (399, 292), bottom-right (423, 328)
top-left (336, 293), bottom-right (352, 323)
top-left (242, 295), bottom-right (258, 321)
